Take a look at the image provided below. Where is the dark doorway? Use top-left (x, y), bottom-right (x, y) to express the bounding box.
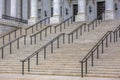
top-left (97, 1), bottom-right (105, 20)
top-left (73, 4), bottom-right (78, 21)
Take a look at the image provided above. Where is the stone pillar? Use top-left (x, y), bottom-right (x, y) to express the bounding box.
top-left (105, 0), bottom-right (115, 20)
top-left (50, 0), bottom-right (61, 24)
top-left (10, 0), bottom-right (17, 17)
top-left (75, 0), bottom-right (86, 22)
top-left (0, 0), bottom-right (3, 18)
top-left (28, 0), bottom-right (38, 25)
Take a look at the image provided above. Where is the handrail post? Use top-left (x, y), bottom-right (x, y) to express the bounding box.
top-left (44, 47), bottom-right (46, 59)
top-left (10, 43), bottom-right (12, 54)
top-left (91, 52), bottom-right (94, 66)
top-left (24, 35), bottom-right (26, 45)
top-left (81, 61), bottom-right (84, 77)
top-left (1, 48), bottom-right (4, 59)
top-left (57, 37), bottom-right (59, 48)
top-left (17, 39), bottom-right (19, 49)
top-left (113, 32), bottom-right (116, 43)
top-left (80, 27), bottom-right (82, 35)
top-left (36, 53), bottom-right (39, 65)
top-left (3, 36), bottom-right (5, 45)
top-left (102, 40), bottom-right (104, 53)
top-left (110, 32), bottom-right (112, 43)
top-left (63, 34), bottom-right (65, 44)
top-left (116, 31), bottom-right (118, 42)
top-left (97, 45), bottom-right (99, 59)
top-left (106, 36), bottom-right (108, 47)
top-left (72, 33), bottom-right (74, 43)
top-left (51, 42), bottom-right (53, 53)
top-left (68, 35), bottom-right (70, 44)
top-left (85, 60), bottom-right (88, 74)
top-left (22, 61), bottom-right (24, 75)
top-left (119, 28), bottom-right (120, 37)
top-left (28, 59), bottom-right (30, 72)
top-left (34, 35), bottom-right (36, 44)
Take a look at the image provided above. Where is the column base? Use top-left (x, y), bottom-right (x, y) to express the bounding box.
top-left (50, 16), bottom-right (61, 24)
top-left (28, 17), bottom-right (38, 25)
top-left (105, 10), bottom-right (115, 20)
top-left (75, 13), bottom-right (86, 22)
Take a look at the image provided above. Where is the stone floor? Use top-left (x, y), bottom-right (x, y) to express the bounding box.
top-left (0, 74), bottom-right (119, 80)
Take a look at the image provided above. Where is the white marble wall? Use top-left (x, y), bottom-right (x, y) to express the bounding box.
top-left (10, 0), bottom-right (17, 17)
top-left (0, 0), bottom-right (3, 18)
top-left (105, 0), bottom-right (115, 20)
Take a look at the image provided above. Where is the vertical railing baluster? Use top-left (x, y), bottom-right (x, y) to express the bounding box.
top-left (72, 33), bottom-right (73, 43)
top-left (91, 52), bottom-right (94, 66)
top-left (1, 48), bottom-right (4, 59)
top-left (102, 40), bottom-right (104, 53)
top-left (68, 35), bottom-right (70, 44)
top-left (81, 62), bottom-right (84, 77)
top-left (10, 43), bottom-right (12, 54)
top-left (51, 42), bottom-right (53, 53)
top-left (106, 36), bottom-right (108, 47)
top-left (97, 45), bottom-right (99, 59)
top-left (85, 60), bottom-right (87, 74)
top-left (3, 36), bottom-right (5, 45)
top-left (36, 53), bottom-right (38, 65)
top-left (44, 47), bottom-right (46, 59)
top-left (17, 39), bottom-right (19, 49)
top-left (22, 61), bottom-right (24, 75)
top-left (63, 34), bottom-right (65, 44)
top-left (57, 38), bottom-right (59, 48)
top-left (28, 59), bottom-right (30, 72)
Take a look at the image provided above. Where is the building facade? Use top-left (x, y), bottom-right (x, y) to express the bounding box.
top-left (0, 0), bottom-right (120, 25)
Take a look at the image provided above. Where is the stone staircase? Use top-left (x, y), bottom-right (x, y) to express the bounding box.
top-left (0, 20), bottom-right (119, 78)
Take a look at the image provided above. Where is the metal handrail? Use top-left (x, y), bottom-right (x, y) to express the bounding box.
top-left (0, 28), bottom-right (22, 45)
top-left (68, 23), bottom-right (86, 43)
top-left (2, 15), bottom-right (28, 24)
top-left (80, 25), bottom-right (120, 77)
top-left (80, 31), bottom-right (112, 77)
top-left (30, 25), bottom-right (52, 44)
top-left (25, 17), bottom-right (50, 35)
top-left (54, 16), bottom-right (74, 33)
top-left (0, 35), bottom-right (26, 59)
top-left (20, 33), bottom-right (65, 75)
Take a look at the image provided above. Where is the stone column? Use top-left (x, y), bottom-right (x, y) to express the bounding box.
top-left (0, 0), bottom-right (4, 18)
top-left (10, 0), bottom-right (17, 17)
top-left (75, 0), bottom-right (86, 22)
top-left (28, 0), bottom-right (38, 25)
top-left (105, 0), bottom-right (115, 20)
top-left (50, 0), bottom-right (61, 24)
